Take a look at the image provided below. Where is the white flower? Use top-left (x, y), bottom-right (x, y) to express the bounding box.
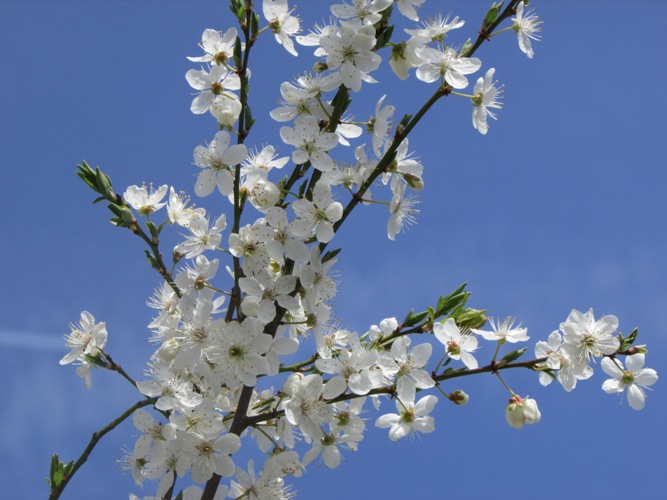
top-left (505, 395), bottom-right (541, 429)
top-left (415, 46), bottom-right (481, 89)
top-left (280, 115), bottom-right (338, 171)
top-left (60, 311), bottom-right (108, 365)
top-left (473, 316), bottom-right (529, 344)
top-left (378, 336), bottom-right (434, 402)
top-left (179, 431), bottom-right (241, 483)
top-left (512, 1), bottom-right (543, 59)
top-left (60, 311), bottom-right (108, 388)
top-left (369, 95), bottom-right (394, 157)
top-left (405, 13), bottom-right (465, 43)
top-left (601, 354), bottom-right (658, 410)
top-left (330, 0), bottom-right (392, 26)
top-left (472, 68), bottom-right (502, 135)
top-left (388, 38), bottom-right (423, 80)
top-left (395, 0), bottom-right (425, 22)
top-left (206, 318), bottom-right (273, 388)
top-left (209, 94), bottom-right (242, 129)
top-left (263, 0), bottom-right (301, 57)
top-left (124, 184), bottom-right (168, 216)
top-left (534, 330), bottom-right (592, 392)
top-left (167, 187), bottom-right (205, 227)
top-left (560, 308), bottom-right (619, 364)
top-left (185, 65), bottom-right (240, 114)
top-left (283, 373), bottom-right (333, 442)
top-left (315, 333), bottom-right (378, 399)
top-left (319, 22), bottom-right (382, 92)
top-left (375, 394), bottom-right (438, 441)
top-left (387, 181), bottom-right (420, 241)
top-left (187, 28), bottom-right (237, 65)
top-left (302, 431), bottom-right (355, 469)
top-left (433, 318), bottom-right (478, 369)
top-left (193, 131), bottom-right (247, 197)
top-left (290, 181), bottom-right (343, 243)
top-left (174, 213), bottom-right (227, 259)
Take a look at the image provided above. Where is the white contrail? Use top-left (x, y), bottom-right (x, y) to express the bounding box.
top-left (0, 329), bottom-right (63, 351)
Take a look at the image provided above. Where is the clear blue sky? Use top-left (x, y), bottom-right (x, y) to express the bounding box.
top-left (1, 1), bottom-right (665, 499)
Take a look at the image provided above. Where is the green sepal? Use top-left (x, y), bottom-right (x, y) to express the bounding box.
top-left (322, 248), bottom-right (341, 263)
top-left (250, 12), bottom-right (260, 38)
top-left (618, 327), bottom-right (639, 351)
top-left (427, 305), bottom-right (436, 322)
top-left (174, 492), bottom-right (184, 500)
top-left (83, 352), bottom-right (109, 369)
top-left (145, 220), bottom-right (160, 241)
top-left (459, 38), bottom-right (472, 57)
top-left (244, 104), bottom-right (255, 132)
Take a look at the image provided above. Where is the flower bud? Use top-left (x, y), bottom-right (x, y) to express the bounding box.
top-left (313, 61), bottom-right (328, 73)
top-left (403, 173), bottom-right (424, 191)
top-left (210, 94), bottom-right (242, 129)
top-left (447, 390), bottom-right (469, 406)
top-left (505, 395), bottom-right (541, 429)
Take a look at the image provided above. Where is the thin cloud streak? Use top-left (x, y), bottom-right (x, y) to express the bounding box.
top-left (0, 330), bottom-right (63, 351)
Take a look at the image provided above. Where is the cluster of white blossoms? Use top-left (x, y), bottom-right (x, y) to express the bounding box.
top-left (58, 2), bottom-right (657, 499)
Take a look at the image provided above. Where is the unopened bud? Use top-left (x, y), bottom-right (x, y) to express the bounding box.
top-left (313, 61), bottom-right (328, 73)
top-left (505, 395), bottom-right (541, 429)
top-left (403, 173), bottom-right (424, 191)
top-left (454, 308), bottom-right (488, 330)
top-left (447, 390), bottom-right (469, 406)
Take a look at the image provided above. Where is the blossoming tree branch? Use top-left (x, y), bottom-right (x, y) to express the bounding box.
top-left (49, 1), bottom-right (658, 499)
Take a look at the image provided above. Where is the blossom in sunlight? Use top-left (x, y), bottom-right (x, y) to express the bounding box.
top-left (472, 68), bottom-right (502, 135)
top-left (185, 64), bottom-right (240, 114)
top-left (263, 0), bottom-right (301, 56)
top-left (560, 308), bottom-right (619, 364)
top-left (601, 354), bottom-right (658, 410)
top-left (60, 311), bottom-right (107, 365)
top-left (124, 184), bottom-right (168, 216)
top-left (473, 316), bottom-right (529, 344)
top-left (375, 394), bottom-right (438, 441)
top-left (187, 27), bottom-right (238, 65)
top-left (512, 1), bottom-right (543, 59)
top-left (433, 318), bottom-right (479, 369)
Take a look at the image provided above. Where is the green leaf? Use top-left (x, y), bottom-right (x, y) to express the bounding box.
top-left (500, 347), bottom-right (527, 364)
top-left (375, 24), bottom-right (395, 49)
top-left (144, 250), bottom-right (161, 271)
top-left (618, 327), bottom-right (639, 351)
top-left (233, 36), bottom-right (243, 68)
top-left (322, 248), bottom-right (341, 263)
top-left (484, 2), bottom-right (504, 25)
top-left (250, 12), bottom-right (259, 37)
top-left (403, 309), bottom-right (429, 328)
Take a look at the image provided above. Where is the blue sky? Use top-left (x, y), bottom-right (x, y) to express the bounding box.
top-left (1, 1), bottom-right (666, 499)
